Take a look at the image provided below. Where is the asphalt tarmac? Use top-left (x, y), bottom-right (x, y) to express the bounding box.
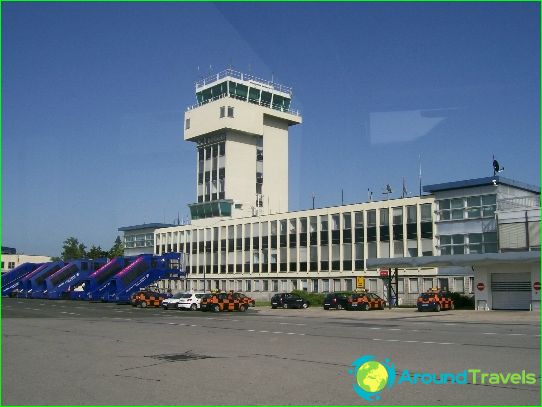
top-left (2, 298), bottom-right (540, 405)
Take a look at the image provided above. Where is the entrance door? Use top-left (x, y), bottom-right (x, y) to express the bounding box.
top-left (491, 273), bottom-right (531, 310)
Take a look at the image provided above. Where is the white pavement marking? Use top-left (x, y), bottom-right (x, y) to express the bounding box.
top-left (444, 323), bottom-right (457, 326)
top-left (483, 332), bottom-right (497, 335)
top-left (508, 333), bottom-right (526, 336)
top-left (286, 332), bottom-right (296, 335)
top-left (404, 340), bottom-right (419, 343)
top-left (438, 342), bottom-right (454, 345)
top-left (32, 309), bottom-right (40, 311)
top-left (372, 338), bottom-right (383, 341)
top-left (272, 332), bottom-right (283, 334)
top-left (388, 328), bottom-right (401, 331)
top-left (60, 311), bottom-right (68, 314)
top-left (386, 339), bottom-right (400, 342)
top-left (369, 327), bottom-right (381, 330)
top-left (259, 330), bottom-right (269, 333)
top-left (190, 324), bottom-right (198, 327)
top-left (423, 341), bottom-right (436, 344)
top-left (247, 329), bottom-right (255, 332)
top-left (168, 322), bottom-right (176, 325)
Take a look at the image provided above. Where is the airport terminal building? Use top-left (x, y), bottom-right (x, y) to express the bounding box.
top-left (121, 70), bottom-right (540, 309)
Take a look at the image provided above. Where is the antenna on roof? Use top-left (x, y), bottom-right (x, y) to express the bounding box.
top-left (402, 177), bottom-right (409, 198)
top-left (493, 155), bottom-right (504, 176)
top-left (418, 154), bottom-right (422, 196)
top-left (382, 184), bottom-right (393, 200)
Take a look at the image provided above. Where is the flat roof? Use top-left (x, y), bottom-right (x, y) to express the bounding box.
top-left (118, 223), bottom-right (174, 232)
top-left (423, 176), bottom-right (540, 194)
top-left (366, 251), bottom-right (540, 269)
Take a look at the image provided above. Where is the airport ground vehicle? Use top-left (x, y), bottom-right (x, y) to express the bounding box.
top-left (131, 290), bottom-right (169, 307)
top-left (347, 292), bottom-right (386, 311)
top-left (417, 289), bottom-right (455, 312)
top-left (271, 293), bottom-right (309, 309)
top-left (200, 292), bottom-right (249, 312)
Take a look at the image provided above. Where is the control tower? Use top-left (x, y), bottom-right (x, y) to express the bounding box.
top-left (184, 69), bottom-right (302, 224)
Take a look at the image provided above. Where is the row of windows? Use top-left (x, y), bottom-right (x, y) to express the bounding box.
top-left (195, 80), bottom-right (292, 112)
top-left (156, 218), bottom-right (433, 251)
top-left (439, 232), bottom-right (498, 255)
top-left (1, 261), bottom-right (16, 270)
top-left (158, 205), bottom-right (433, 245)
top-left (124, 233), bottom-right (154, 249)
top-left (197, 142), bottom-right (226, 203)
top-left (437, 194), bottom-right (497, 221)
top-left (158, 276), bottom-right (472, 294)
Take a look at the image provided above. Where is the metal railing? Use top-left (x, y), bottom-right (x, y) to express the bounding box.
top-left (185, 93), bottom-right (301, 117)
top-left (497, 195), bottom-right (540, 211)
top-left (195, 69), bottom-right (293, 96)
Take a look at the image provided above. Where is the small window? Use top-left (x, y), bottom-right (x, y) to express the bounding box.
top-left (227, 107), bottom-right (234, 118)
top-left (185, 118), bottom-right (190, 130)
top-left (220, 106), bottom-right (225, 118)
top-left (409, 278), bottom-right (419, 293)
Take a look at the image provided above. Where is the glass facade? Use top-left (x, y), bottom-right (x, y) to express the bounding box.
top-left (195, 80), bottom-right (292, 113)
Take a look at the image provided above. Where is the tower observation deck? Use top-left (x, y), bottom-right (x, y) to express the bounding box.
top-left (184, 69), bottom-right (302, 223)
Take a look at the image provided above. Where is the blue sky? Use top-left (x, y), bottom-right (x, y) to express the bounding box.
top-left (3, 2), bottom-right (540, 256)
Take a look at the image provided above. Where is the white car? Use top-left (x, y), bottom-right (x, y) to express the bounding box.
top-left (162, 292), bottom-right (206, 311)
top-left (162, 292), bottom-right (189, 310)
top-left (177, 292), bottom-right (206, 310)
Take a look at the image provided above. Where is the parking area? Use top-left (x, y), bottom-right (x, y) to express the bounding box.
top-left (2, 298), bottom-right (540, 405)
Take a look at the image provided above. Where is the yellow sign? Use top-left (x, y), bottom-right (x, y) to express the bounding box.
top-left (356, 276), bottom-right (365, 289)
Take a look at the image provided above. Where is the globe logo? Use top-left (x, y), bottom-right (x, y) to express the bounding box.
top-left (349, 355), bottom-right (396, 401)
top-left (357, 361), bottom-right (388, 392)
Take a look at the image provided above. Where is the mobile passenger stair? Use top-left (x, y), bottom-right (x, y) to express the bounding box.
top-left (45, 259), bottom-right (107, 300)
top-left (70, 257), bottom-right (134, 301)
top-left (102, 253), bottom-right (183, 303)
top-left (17, 261), bottom-right (66, 298)
top-left (1, 263), bottom-right (44, 297)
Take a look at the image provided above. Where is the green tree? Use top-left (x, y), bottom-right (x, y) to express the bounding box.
top-left (87, 245), bottom-right (108, 260)
top-left (61, 237), bottom-right (87, 261)
top-left (108, 236), bottom-right (124, 258)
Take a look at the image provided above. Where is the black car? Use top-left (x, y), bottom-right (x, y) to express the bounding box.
top-left (323, 292), bottom-right (352, 310)
top-left (271, 293), bottom-right (310, 309)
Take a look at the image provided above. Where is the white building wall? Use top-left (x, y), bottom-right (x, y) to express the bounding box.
top-left (1, 254), bottom-right (52, 273)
